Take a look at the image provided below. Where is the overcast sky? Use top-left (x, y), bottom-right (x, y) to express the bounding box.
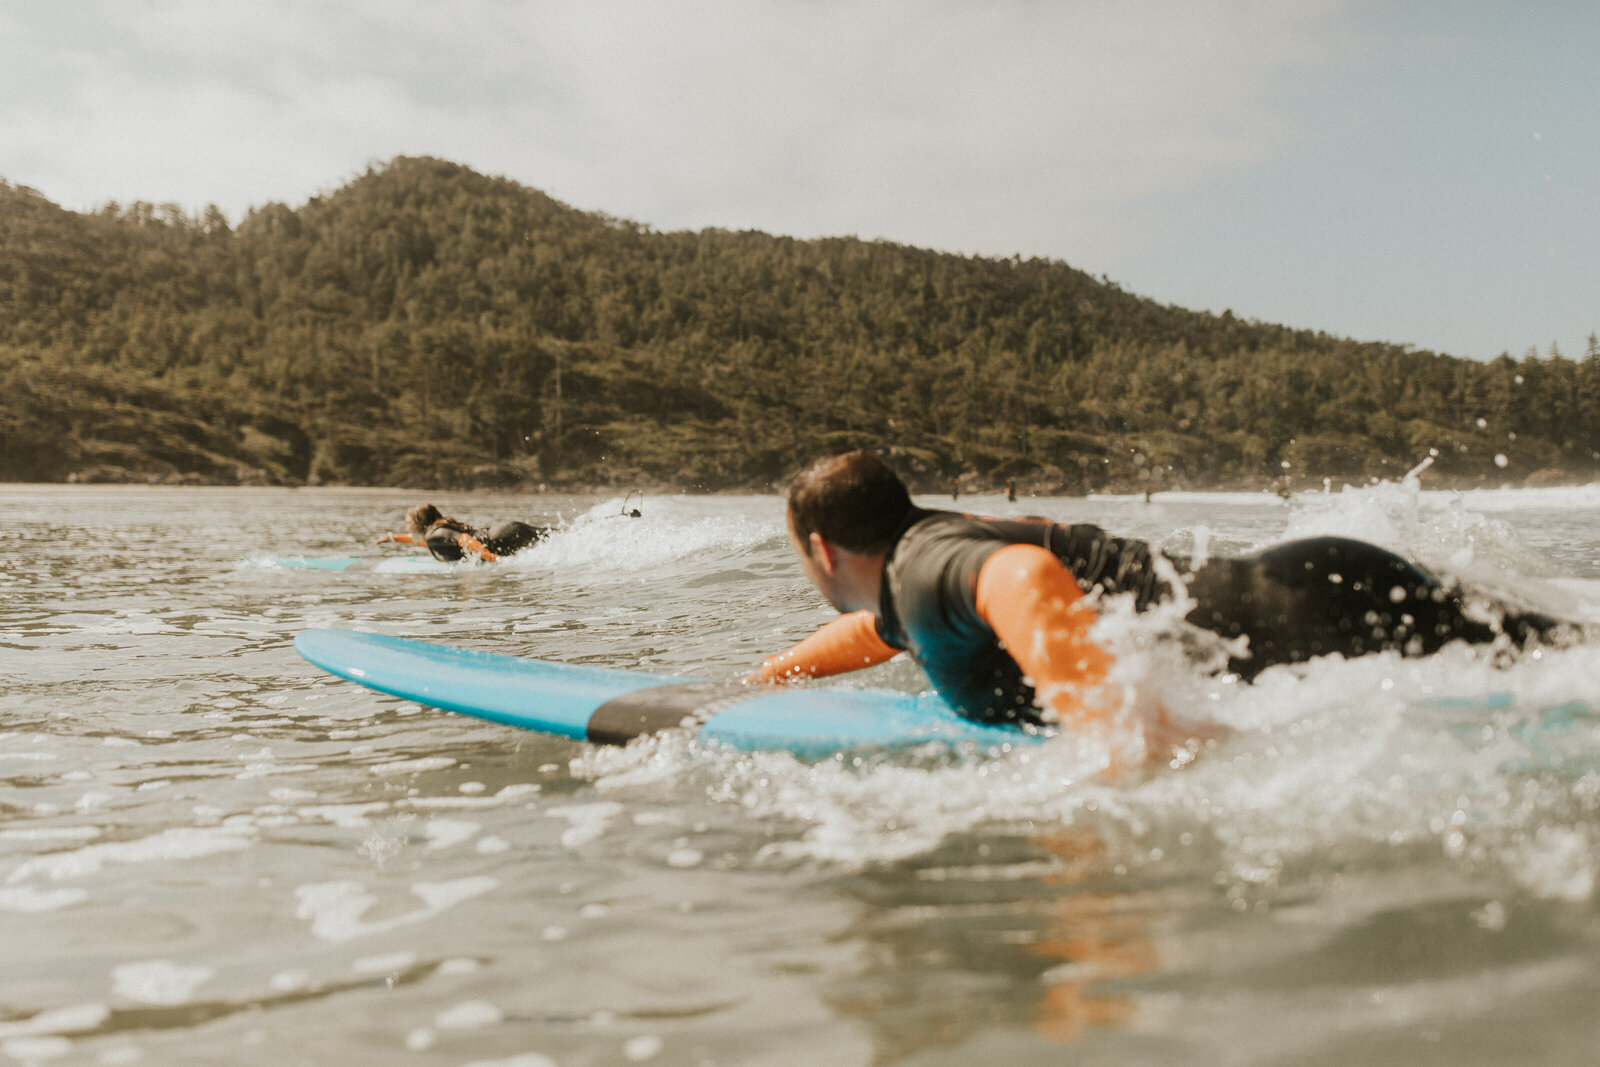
top-left (1, 1), bottom-right (1594, 361)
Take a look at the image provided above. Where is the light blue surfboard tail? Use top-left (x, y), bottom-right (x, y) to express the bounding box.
top-left (262, 556), bottom-right (454, 573)
top-left (264, 556), bottom-right (364, 571)
top-left (295, 629), bottom-right (673, 739)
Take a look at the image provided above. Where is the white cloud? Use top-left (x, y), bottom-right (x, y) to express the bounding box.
top-left (0, 0), bottom-right (1348, 266)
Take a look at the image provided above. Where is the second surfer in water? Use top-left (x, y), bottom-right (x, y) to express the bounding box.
top-left (376, 503), bottom-right (550, 562)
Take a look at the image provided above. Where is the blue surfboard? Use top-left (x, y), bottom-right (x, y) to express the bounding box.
top-left (294, 629), bottom-right (1044, 757)
top-left (264, 556), bottom-right (453, 574)
top-left (271, 555), bottom-right (366, 571)
top-left (294, 630), bottom-right (1599, 763)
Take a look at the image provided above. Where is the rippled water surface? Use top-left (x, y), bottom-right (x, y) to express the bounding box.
top-left (5, 482), bottom-right (1600, 1065)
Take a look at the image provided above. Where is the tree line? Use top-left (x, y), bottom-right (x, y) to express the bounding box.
top-left (2, 156), bottom-right (1597, 492)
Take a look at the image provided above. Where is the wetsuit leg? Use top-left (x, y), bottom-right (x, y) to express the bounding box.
top-left (1182, 536), bottom-right (1527, 679)
top-left (483, 521), bottom-right (546, 557)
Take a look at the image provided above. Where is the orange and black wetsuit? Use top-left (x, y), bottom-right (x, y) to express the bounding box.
top-left (421, 519), bottom-right (497, 562)
top-left (385, 520), bottom-right (548, 562)
top-left (762, 509), bottom-right (1567, 725)
top-left (873, 510), bottom-right (1164, 723)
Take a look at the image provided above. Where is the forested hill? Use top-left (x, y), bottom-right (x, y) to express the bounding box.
top-left (3, 155), bottom-right (1597, 492)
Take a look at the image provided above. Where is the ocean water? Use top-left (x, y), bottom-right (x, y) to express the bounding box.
top-left (4, 480), bottom-right (1600, 1066)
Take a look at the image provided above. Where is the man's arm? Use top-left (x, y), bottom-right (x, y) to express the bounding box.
top-left (974, 544), bottom-right (1110, 727)
top-left (754, 610), bottom-right (899, 683)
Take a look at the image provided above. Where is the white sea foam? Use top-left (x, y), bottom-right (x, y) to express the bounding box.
top-left (236, 762), bottom-right (319, 780)
top-left (6, 827), bottom-right (255, 884)
top-left (1433, 482), bottom-right (1600, 512)
top-left (297, 802), bottom-right (390, 828)
top-left (435, 999), bottom-right (503, 1029)
top-left (0, 1003), bottom-right (109, 1040)
top-left (412, 877), bottom-right (499, 911)
top-left (370, 756), bottom-right (456, 776)
top-left (351, 951), bottom-right (417, 975)
top-left (401, 795), bottom-right (505, 809)
top-left (112, 960), bottom-right (213, 1006)
top-left (269, 970), bottom-right (309, 992)
top-left (423, 818), bottom-right (480, 850)
top-left (0, 826), bottom-right (101, 842)
top-left (293, 876), bottom-right (498, 942)
top-left (507, 497), bottom-right (780, 581)
top-left (548, 802), bottom-right (625, 849)
top-left (1, 1036), bottom-right (73, 1061)
top-left (75, 793), bottom-right (111, 814)
top-left (1278, 475), bottom-right (1544, 570)
top-left (0, 886), bottom-right (89, 912)
top-left (460, 1055), bottom-right (558, 1067)
top-left (624, 1034), bottom-right (665, 1062)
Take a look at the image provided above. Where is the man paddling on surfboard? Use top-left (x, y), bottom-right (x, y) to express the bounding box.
top-left (755, 451), bottom-right (1575, 737)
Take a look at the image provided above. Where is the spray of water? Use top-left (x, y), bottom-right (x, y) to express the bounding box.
top-left (569, 479), bottom-right (1600, 900)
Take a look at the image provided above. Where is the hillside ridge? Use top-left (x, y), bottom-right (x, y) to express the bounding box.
top-left (2, 156), bottom-right (1596, 492)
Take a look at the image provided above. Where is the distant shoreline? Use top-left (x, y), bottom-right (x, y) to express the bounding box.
top-left (9, 467), bottom-right (1596, 496)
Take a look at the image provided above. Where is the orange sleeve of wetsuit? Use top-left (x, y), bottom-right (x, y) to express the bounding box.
top-left (455, 532), bottom-right (498, 562)
top-left (375, 533), bottom-right (421, 546)
top-left (975, 544), bottom-right (1111, 727)
top-left (756, 610), bottom-right (899, 684)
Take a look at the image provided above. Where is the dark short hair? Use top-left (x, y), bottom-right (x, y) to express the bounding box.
top-left (786, 451), bottom-right (913, 553)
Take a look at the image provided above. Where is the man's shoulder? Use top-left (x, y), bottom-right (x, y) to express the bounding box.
top-left (896, 509), bottom-right (993, 549)
top-left (891, 510), bottom-right (1028, 583)
top-left (910, 509), bottom-right (1074, 543)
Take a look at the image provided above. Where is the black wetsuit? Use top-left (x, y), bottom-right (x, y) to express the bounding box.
top-left (422, 520), bottom-right (548, 562)
top-left (874, 508), bottom-right (1563, 724)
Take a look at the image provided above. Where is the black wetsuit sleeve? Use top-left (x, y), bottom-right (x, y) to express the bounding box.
top-left (929, 521), bottom-right (1169, 644)
top-left (958, 517), bottom-right (1171, 607)
top-left (1046, 523), bottom-right (1173, 608)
